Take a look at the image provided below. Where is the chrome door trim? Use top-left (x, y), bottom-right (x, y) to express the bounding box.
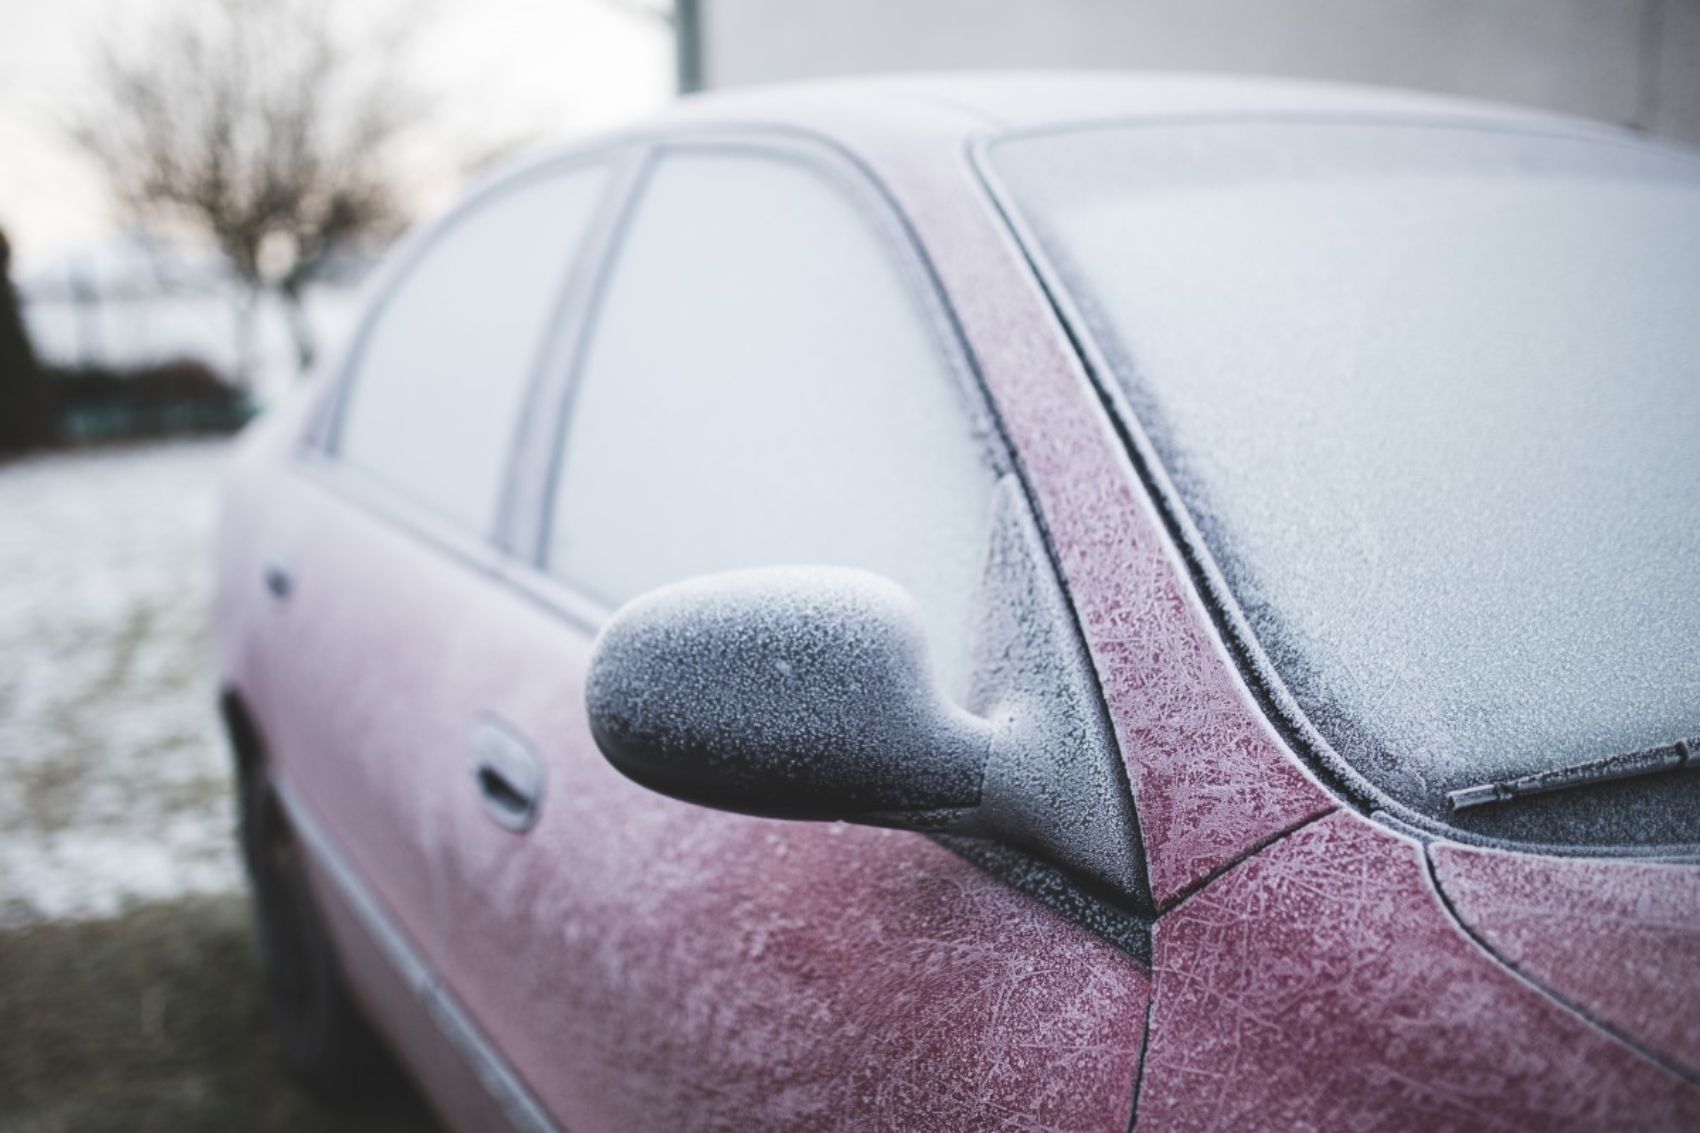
top-left (272, 777), bottom-right (558, 1133)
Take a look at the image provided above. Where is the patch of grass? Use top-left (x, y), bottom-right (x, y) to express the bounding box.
top-left (0, 896), bottom-right (441, 1133)
top-left (99, 601), bottom-right (158, 697)
top-left (13, 750), bottom-right (88, 834)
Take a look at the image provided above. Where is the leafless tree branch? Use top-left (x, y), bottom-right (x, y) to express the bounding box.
top-left (70, 0), bottom-right (425, 376)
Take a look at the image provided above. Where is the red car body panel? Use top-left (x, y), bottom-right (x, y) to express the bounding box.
top-left (1140, 812), bottom-right (1700, 1130)
top-left (214, 76), bottom-right (1700, 1130)
top-left (1432, 842), bottom-right (1700, 1078)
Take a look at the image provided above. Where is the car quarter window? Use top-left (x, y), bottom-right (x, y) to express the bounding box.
top-left (335, 162), bottom-right (611, 534)
top-left (546, 148), bottom-right (998, 696)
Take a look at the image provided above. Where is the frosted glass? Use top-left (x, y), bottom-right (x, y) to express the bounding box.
top-left (339, 165), bottom-right (609, 533)
top-left (996, 124), bottom-right (1700, 815)
top-left (548, 154), bottom-right (995, 695)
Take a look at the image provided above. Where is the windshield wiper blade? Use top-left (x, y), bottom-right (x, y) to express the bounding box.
top-left (1448, 738), bottom-right (1696, 813)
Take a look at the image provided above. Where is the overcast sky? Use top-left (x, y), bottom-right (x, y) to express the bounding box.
top-left (0, 0), bottom-right (674, 275)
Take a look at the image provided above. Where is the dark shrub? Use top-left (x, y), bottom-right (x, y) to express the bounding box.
top-left (49, 358), bottom-right (255, 443)
top-left (0, 228), bottom-right (53, 455)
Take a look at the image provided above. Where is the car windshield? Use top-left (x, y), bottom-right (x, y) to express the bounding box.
top-left (988, 121), bottom-right (1700, 839)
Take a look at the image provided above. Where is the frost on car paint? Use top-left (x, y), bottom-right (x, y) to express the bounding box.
top-left (1432, 841), bottom-right (1700, 1075)
top-left (1140, 813), bottom-right (1700, 1130)
top-left (212, 74), bottom-right (1700, 1131)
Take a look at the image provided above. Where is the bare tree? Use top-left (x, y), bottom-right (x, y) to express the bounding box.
top-left (71, 0), bottom-right (420, 378)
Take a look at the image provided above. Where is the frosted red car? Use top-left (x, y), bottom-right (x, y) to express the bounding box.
top-left (214, 75), bottom-right (1700, 1130)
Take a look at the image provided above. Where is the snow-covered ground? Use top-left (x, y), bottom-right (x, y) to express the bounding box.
top-left (0, 439), bottom-right (241, 927)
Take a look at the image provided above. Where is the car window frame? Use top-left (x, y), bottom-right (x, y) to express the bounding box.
top-left (502, 127), bottom-right (1016, 636)
top-left (292, 142), bottom-right (647, 580)
top-left (289, 124), bottom-right (1022, 644)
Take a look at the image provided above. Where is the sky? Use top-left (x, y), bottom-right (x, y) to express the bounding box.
top-left (0, 0), bottom-right (675, 275)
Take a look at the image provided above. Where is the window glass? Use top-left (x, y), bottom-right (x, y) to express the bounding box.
top-left (338, 164), bottom-right (610, 532)
top-left (548, 152), bottom-right (995, 695)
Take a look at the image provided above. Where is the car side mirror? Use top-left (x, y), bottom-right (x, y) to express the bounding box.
top-left (585, 567), bottom-right (994, 828)
top-left (584, 479), bottom-right (1151, 904)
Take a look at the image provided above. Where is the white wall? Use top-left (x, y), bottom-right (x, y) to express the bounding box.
top-left (701, 0), bottom-right (1700, 147)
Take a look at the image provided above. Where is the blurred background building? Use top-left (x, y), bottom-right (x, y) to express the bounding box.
top-left (693, 0), bottom-right (1700, 147)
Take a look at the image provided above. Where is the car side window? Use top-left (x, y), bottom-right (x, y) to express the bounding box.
top-left (336, 163), bottom-right (611, 534)
top-left (546, 149), bottom-right (997, 695)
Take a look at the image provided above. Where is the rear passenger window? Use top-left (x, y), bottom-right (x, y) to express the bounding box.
top-left (546, 150), bottom-right (996, 694)
top-left (337, 164), bottom-right (610, 533)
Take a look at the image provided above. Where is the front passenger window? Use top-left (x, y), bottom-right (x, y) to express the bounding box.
top-left (546, 150), bottom-right (997, 695)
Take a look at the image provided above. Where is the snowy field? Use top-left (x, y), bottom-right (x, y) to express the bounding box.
top-left (0, 439), bottom-right (241, 927)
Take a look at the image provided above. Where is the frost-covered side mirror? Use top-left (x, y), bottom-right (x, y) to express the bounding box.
top-left (584, 480), bottom-right (1151, 902)
top-left (585, 567), bottom-right (993, 828)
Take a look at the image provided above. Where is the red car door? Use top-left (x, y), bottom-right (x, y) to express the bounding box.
top-left (428, 137), bottom-right (1153, 1130)
top-left (238, 155), bottom-right (620, 1127)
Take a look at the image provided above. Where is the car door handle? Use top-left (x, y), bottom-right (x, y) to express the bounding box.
top-left (471, 719), bottom-right (544, 832)
top-left (478, 764), bottom-right (532, 814)
top-left (263, 559), bottom-right (292, 600)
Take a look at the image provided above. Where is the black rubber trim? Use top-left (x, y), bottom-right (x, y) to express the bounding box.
top-left (1423, 845), bottom-right (1700, 1088)
top-left (1127, 991), bottom-right (1156, 1132)
top-left (933, 834), bottom-right (1152, 965)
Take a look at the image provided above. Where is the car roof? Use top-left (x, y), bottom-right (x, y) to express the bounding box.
top-left (649, 70), bottom-right (1595, 141)
top-left (474, 72), bottom-right (1630, 213)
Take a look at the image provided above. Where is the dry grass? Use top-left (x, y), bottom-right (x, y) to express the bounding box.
top-left (0, 442), bottom-right (438, 1127)
top-left (0, 894), bottom-right (441, 1133)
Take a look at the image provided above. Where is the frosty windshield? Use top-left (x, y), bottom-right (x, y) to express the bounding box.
top-left (989, 121), bottom-right (1700, 836)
